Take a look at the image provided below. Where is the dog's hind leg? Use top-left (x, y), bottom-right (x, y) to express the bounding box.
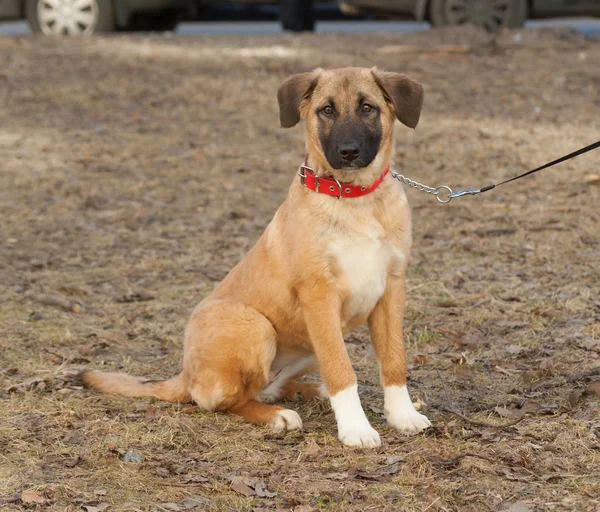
top-left (230, 400), bottom-right (302, 431)
top-left (184, 301), bottom-right (302, 431)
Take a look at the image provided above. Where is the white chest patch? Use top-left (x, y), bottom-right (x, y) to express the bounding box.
top-left (330, 236), bottom-right (403, 320)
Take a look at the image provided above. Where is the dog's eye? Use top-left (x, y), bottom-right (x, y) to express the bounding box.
top-left (362, 104), bottom-right (373, 113)
top-left (322, 105), bottom-right (334, 115)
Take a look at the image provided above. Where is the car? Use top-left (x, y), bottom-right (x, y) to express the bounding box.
top-left (338, 0), bottom-right (600, 33)
top-left (0, 0), bottom-right (188, 35)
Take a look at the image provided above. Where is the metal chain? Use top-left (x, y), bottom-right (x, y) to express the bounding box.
top-left (391, 171), bottom-right (453, 203)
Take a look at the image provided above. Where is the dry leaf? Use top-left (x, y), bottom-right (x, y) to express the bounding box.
top-left (159, 504), bottom-right (181, 511)
top-left (180, 496), bottom-right (211, 509)
top-left (83, 504), bottom-right (110, 512)
top-left (254, 482), bottom-right (276, 498)
top-left (324, 472), bottom-right (350, 480)
top-left (20, 489), bottom-right (46, 505)
top-left (117, 449), bottom-right (142, 463)
top-left (155, 467), bottom-right (170, 478)
top-left (78, 342), bottom-right (109, 356)
top-left (64, 456), bottom-right (81, 468)
top-left (494, 406), bottom-right (520, 418)
top-left (304, 438), bottom-right (320, 456)
top-left (367, 404), bottom-right (384, 414)
top-left (231, 477), bottom-right (255, 497)
top-left (502, 501), bottom-right (533, 512)
top-left (494, 365), bottom-right (518, 376)
top-left (505, 345), bottom-right (526, 354)
top-left (385, 455), bottom-right (405, 465)
top-left (586, 382), bottom-right (600, 395)
top-left (7, 378), bottom-right (45, 393)
top-left (414, 354), bottom-right (428, 365)
top-left (383, 463), bottom-right (400, 476)
top-left (460, 331), bottom-right (486, 350)
top-left (42, 349), bottom-right (65, 365)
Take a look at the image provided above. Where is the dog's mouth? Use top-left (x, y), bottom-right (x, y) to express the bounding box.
top-left (326, 155), bottom-right (374, 171)
top-left (338, 162), bottom-right (360, 171)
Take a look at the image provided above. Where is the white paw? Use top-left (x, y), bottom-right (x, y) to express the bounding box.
top-left (384, 385), bottom-right (432, 434)
top-left (339, 425), bottom-right (381, 448)
top-left (269, 409), bottom-right (303, 432)
top-left (387, 409), bottom-right (431, 434)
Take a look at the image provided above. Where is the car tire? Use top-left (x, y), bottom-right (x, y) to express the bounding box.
top-left (126, 10), bottom-right (182, 32)
top-left (280, 0), bottom-right (315, 32)
top-left (429, 0), bottom-right (527, 33)
top-left (26, 0), bottom-right (116, 35)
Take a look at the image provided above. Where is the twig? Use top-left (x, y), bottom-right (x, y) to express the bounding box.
top-left (442, 406), bottom-right (526, 429)
top-left (421, 497), bottom-right (441, 512)
top-left (428, 452), bottom-right (495, 467)
top-left (154, 482), bottom-right (208, 488)
top-left (24, 291), bottom-right (84, 313)
top-left (435, 369), bottom-right (451, 405)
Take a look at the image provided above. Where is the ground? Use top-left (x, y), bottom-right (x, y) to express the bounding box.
top-left (1, 26), bottom-right (599, 512)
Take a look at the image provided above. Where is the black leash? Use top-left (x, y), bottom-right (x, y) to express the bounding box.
top-left (445, 140), bottom-right (600, 201)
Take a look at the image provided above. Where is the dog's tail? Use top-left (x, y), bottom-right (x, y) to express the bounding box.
top-left (79, 370), bottom-right (191, 403)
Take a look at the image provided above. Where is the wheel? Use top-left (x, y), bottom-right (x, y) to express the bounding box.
top-left (126, 10), bottom-right (182, 32)
top-left (280, 0), bottom-right (315, 32)
top-left (26, 0), bottom-right (115, 35)
top-left (429, 0), bottom-right (527, 33)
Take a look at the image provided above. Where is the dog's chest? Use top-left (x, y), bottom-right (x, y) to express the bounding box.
top-left (329, 235), bottom-right (403, 320)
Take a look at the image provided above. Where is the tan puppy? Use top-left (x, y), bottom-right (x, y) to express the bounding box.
top-left (81, 67), bottom-right (431, 447)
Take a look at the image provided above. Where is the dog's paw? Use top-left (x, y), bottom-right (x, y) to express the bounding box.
top-left (387, 409), bottom-right (431, 434)
top-left (338, 425), bottom-right (381, 448)
top-left (269, 409), bottom-right (303, 432)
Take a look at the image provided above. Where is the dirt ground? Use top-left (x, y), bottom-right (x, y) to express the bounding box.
top-left (1, 26), bottom-right (599, 512)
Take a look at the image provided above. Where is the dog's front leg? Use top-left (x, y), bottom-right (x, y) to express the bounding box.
top-left (369, 275), bottom-right (431, 433)
top-left (299, 285), bottom-right (381, 448)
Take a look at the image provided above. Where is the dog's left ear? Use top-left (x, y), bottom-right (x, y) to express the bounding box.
top-left (371, 69), bottom-right (424, 129)
top-left (277, 69), bottom-right (321, 128)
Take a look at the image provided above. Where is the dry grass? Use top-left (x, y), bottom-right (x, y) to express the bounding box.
top-left (1, 27), bottom-right (599, 511)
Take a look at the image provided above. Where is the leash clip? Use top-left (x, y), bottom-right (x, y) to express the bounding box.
top-left (447, 188), bottom-right (482, 199)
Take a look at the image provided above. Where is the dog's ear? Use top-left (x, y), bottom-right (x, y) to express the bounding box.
top-left (371, 69), bottom-right (424, 129)
top-left (277, 70), bottom-right (321, 128)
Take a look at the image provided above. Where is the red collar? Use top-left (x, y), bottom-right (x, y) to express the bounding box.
top-left (298, 160), bottom-right (390, 199)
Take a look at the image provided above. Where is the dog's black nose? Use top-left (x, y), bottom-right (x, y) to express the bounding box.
top-left (338, 143), bottom-right (360, 162)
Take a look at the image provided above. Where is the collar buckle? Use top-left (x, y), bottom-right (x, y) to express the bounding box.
top-left (298, 164), bottom-right (310, 187)
top-left (299, 164), bottom-right (320, 192)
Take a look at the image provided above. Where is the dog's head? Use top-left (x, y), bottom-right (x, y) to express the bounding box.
top-left (278, 67), bottom-right (423, 175)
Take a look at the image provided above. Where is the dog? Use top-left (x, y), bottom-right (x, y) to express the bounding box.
top-left (81, 67), bottom-right (431, 448)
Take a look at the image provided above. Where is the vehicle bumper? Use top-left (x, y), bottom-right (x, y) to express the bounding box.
top-left (115, 0), bottom-right (188, 27)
